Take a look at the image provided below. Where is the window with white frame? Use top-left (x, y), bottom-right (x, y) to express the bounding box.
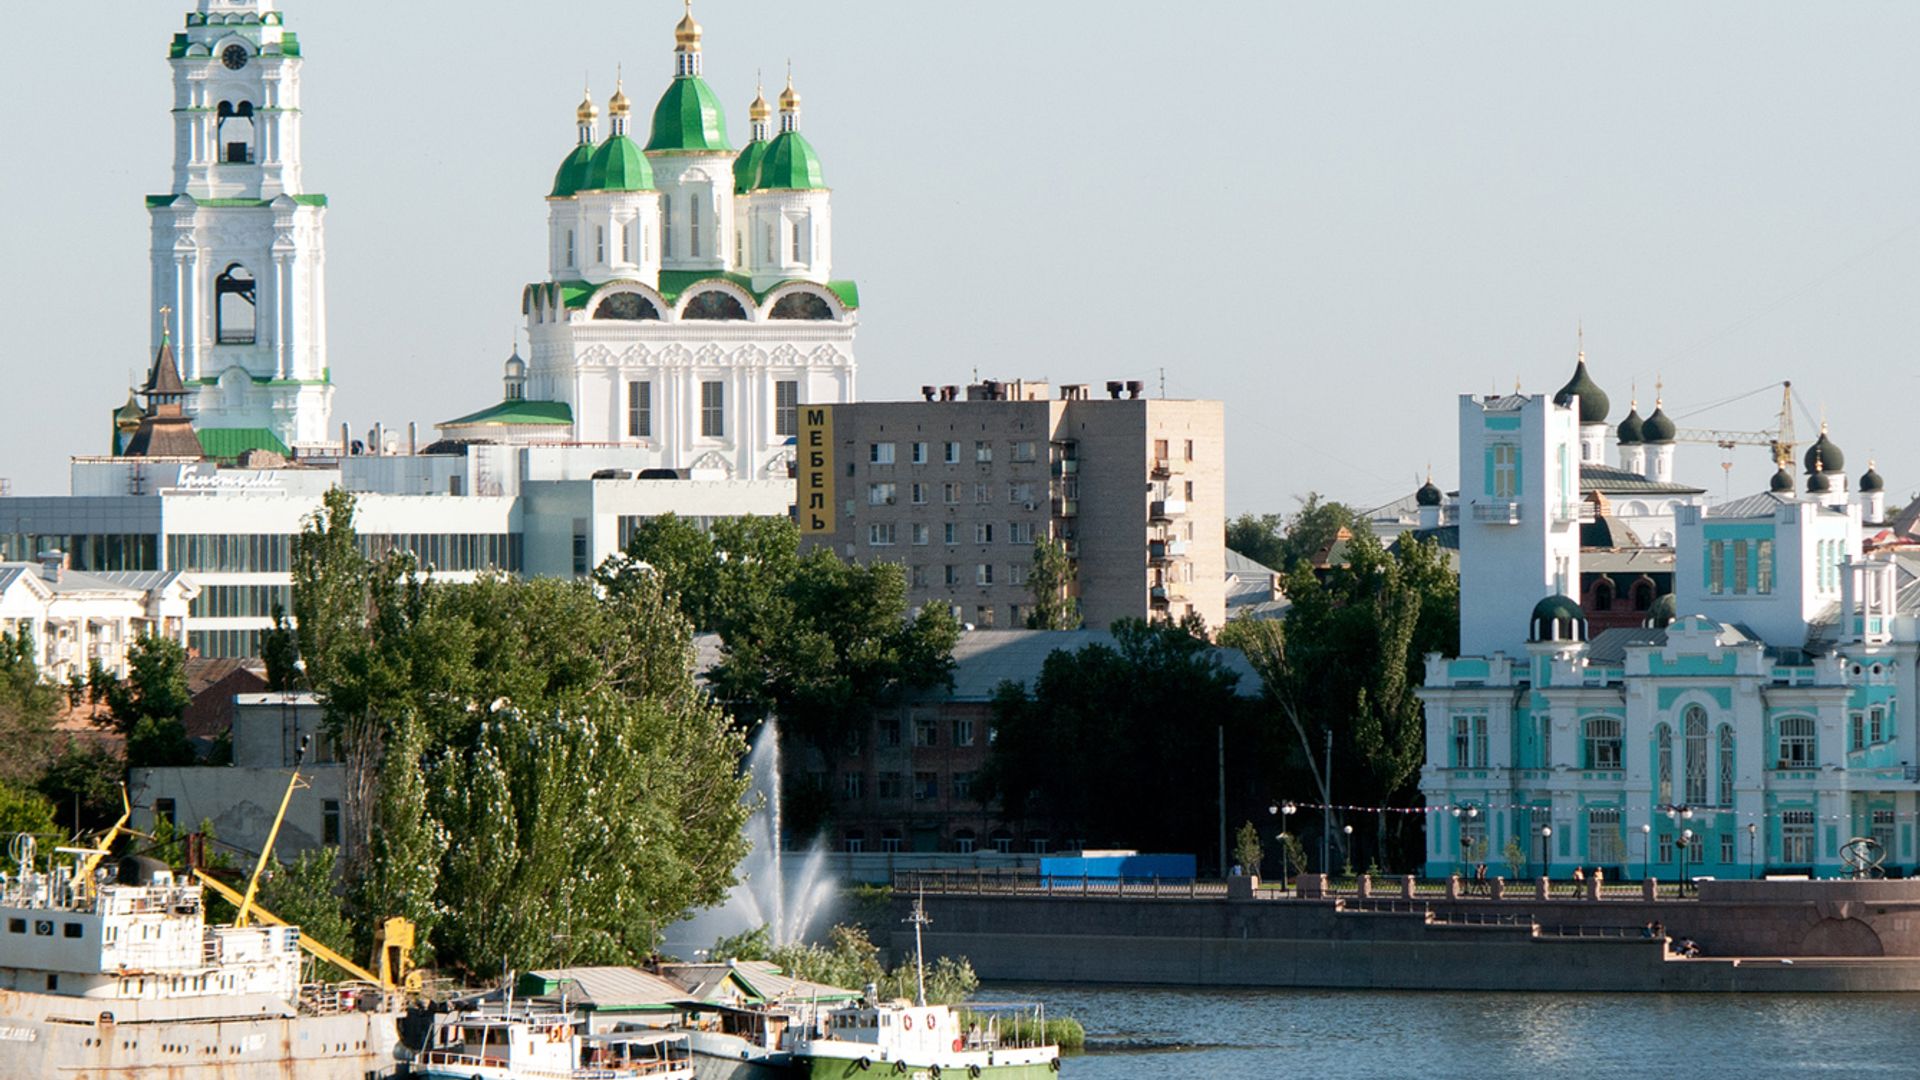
top-left (975, 523), bottom-right (994, 544)
top-left (870, 443), bottom-right (896, 465)
top-left (1583, 717), bottom-right (1622, 771)
top-left (975, 441), bottom-right (993, 463)
top-left (1757, 539), bottom-right (1774, 593)
top-left (1684, 707), bottom-right (1709, 804)
top-left (868, 482), bottom-right (896, 506)
top-left (868, 523), bottom-right (896, 546)
top-left (911, 442), bottom-right (928, 465)
top-left (1718, 726), bottom-right (1734, 805)
top-left (1733, 540), bottom-right (1749, 595)
top-left (1777, 716), bottom-right (1816, 768)
top-left (944, 442), bottom-right (961, 464)
top-left (700, 381), bottom-right (725, 437)
top-left (911, 524), bottom-right (929, 546)
top-left (1656, 724), bottom-right (1673, 803)
top-left (775, 381), bottom-right (798, 437)
top-left (1492, 444), bottom-right (1518, 499)
top-left (1586, 808), bottom-right (1625, 866)
top-left (911, 483), bottom-right (928, 505)
top-left (1009, 563), bottom-right (1030, 586)
top-left (977, 564), bottom-right (994, 586)
top-left (1012, 441), bottom-right (1037, 462)
top-left (1873, 809), bottom-right (1895, 854)
top-left (1781, 810), bottom-right (1814, 864)
top-left (944, 523), bottom-right (958, 545)
top-left (1010, 521), bottom-right (1034, 544)
top-left (627, 381), bottom-right (652, 438)
top-left (1709, 541), bottom-right (1726, 595)
top-left (1871, 705), bottom-right (1886, 743)
top-left (943, 483), bottom-right (961, 505)
top-left (1852, 712), bottom-right (1866, 751)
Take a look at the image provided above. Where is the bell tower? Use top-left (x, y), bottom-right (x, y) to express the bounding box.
top-left (147, 0), bottom-right (333, 451)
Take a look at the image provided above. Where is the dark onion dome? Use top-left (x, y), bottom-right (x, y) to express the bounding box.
top-left (1416, 476), bottom-right (1443, 507)
top-left (1552, 357), bottom-right (1610, 424)
top-left (1860, 461), bottom-right (1884, 492)
top-left (1769, 466), bottom-right (1794, 493)
top-left (1804, 426), bottom-right (1844, 474)
top-left (1641, 402), bottom-right (1676, 443)
top-left (1807, 461), bottom-right (1831, 494)
top-left (1529, 594), bottom-right (1587, 643)
top-left (1648, 593), bottom-right (1678, 630)
top-left (1616, 405), bottom-right (1644, 445)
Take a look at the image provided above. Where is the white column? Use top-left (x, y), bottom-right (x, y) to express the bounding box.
top-left (272, 254), bottom-right (292, 379)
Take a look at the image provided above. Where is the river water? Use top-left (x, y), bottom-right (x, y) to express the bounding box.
top-left (994, 982), bottom-right (1920, 1078)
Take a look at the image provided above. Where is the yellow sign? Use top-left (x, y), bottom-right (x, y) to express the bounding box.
top-left (799, 405), bottom-right (835, 533)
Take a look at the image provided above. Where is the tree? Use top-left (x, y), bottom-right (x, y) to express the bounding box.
top-left (35, 741), bottom-right (124, 836)
top-left (981, 618), bottom-right (1254, 863)
top-left (1221, 530), bottom-right (1458, 872)
top-left (105, 635), bottom-right (195, 769)
top-left (260, 603), bottom-right (301, 693)
top-left (1234, 821), bottom-right (1264, 876)
top-left (1225, 493), bottom-right (1359, 572)
top-left (1025, 538), bottom-right (1081, 630)
top-left (0, 631), bottom-right (60, 786)
top-left (259, 847), bottom-right (356, 982)
top-left (0, 779), bottom-right (61, 867)
top-left (768, 923), bottom-right (978, 1005)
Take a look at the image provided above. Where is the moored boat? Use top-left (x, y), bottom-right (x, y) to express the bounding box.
top-left (416, 1003), bottom-right (693, 1079)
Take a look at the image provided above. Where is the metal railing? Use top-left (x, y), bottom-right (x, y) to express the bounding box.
top-left (894, 869), bottom-right (1226, 898)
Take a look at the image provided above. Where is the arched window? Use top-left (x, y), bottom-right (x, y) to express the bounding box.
top-left (215, 100), bottom-right (255, 164)
top-left (1683, 707), bottom-right (1708, 804)
top-left (1630, 578), bottom-right (1656, 611)
top-left (215, 264), bottom-right (256, 345)
top-left (1655, 723), bottom-right (1673, 805)
top-left (1583, 717), bottom-right (1622, 771)
top-left (593, 293), bottom-right (661, 321)
top-left (1778, 716), bottom-right (1817, 769)
top-left (769, 292), bottom-right (835, 320)
top-left (1591, 577), bottom-right (1617, 611)
top-left (1717, 725), bottom-right (1735, 806)
top-left (683, 290), bottom-right (748, 321)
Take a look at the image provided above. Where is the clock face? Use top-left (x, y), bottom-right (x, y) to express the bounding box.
top-left (222, 45), bottom-right (249, 71)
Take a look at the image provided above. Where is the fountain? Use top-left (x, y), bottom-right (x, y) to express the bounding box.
top-left (664, 718), bottom-right (838, 957)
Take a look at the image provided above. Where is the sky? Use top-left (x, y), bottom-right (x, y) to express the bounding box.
top-left (3, 1), bottom-right (1919, 515)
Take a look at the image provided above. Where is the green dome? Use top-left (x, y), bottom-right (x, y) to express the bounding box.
top-left (755, 130), bottom-right (826, 190)
top-left (1616, 407), bottom-right (1644, 445)
top-left (582, 135), bottom-right (655, 193)
top-left (733, 139), bottom-right (769, 195)
top-left (1804, 430), bottom-right (1845, 474)
top-left (1641, 405), bottom-right (1676, 444)
top-left (647, 76), bottom-right (731, 152)
top-left (1553, 359), bottom-right (1610, 424)
top-left (1529, 594), bottom-right (1587, 643)
top-left (551, 142), bottom-right (594, 198)
top-left (1648, 593), bottom-right (1678, 630)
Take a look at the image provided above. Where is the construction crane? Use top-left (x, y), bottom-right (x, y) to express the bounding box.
top-left (1673, 381), bottom-right (1798, 477)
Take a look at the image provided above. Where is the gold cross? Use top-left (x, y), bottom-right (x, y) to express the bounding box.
top-left (159, 305), bottom-right (172, 322)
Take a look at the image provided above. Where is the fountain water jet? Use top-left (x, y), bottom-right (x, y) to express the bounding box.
top-left (665, 718), bottom-right (838, 956)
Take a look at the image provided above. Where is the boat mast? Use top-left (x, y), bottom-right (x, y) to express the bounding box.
top-left (904, 889), bottom-right (931, 1007)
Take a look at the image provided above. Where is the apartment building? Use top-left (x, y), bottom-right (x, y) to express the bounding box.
top-left (798, 380), bottom-right (1225, 630)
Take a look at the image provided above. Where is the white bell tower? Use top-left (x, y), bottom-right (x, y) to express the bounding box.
top-left (147, 0), bottom-right (333, 452)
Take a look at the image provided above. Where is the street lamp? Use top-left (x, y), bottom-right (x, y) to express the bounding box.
top-left (1538, 825), bottom-right (1553, 880)
top-left (1640, 823), bottom-right (1652, 883)
top-left (1747, 822), bottom-right (1759, 880)
top-left (1679, 829), bottom-right (1694, 895)
top-left (1342, 824), bottom-right (1354, 877)
top-left (1452, 806), bottom-right (1480, 873)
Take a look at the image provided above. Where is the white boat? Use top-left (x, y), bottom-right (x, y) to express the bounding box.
top-left (783, 997), bottom-right (1061, 1079)
top-left (417, 1003), bottom-right (694, 1079)
top-left (0, 834), bottom-right (404, 1079)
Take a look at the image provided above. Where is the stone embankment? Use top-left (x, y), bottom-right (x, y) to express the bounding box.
top-left (888, 872), bottom-right (1920, 992)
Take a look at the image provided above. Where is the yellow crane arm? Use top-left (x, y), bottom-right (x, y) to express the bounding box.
top-left (78, 787), bottom-right (133, 896)
top-left (191, 868), bottom-right (386, 987)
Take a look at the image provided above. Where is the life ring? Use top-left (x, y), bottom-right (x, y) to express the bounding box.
top-left (1049, 1058), bottom-right (1062, 1072)
top-left (893, 1062), bottom-right (908, 1075)
top-left (855, 1057), bottom-right (871, 1072)
top-left (953, 1037), bottom-right (965, 1052)
top-left (927, 1014), bottom-right (937, 1032)
top-left (970, 1067), bottom-right (982, 1078)
top-left (929, 1067), bottom-right (941, 1079)
top-left (903, 1015), bottom-right (914, 1031)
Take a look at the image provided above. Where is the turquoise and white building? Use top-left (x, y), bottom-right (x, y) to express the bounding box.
top-left (1420, 358), bottom-right (1910, 880)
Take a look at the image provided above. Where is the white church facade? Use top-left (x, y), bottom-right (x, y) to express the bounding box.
top-left (439, 5), bottom-right (858, 483)
top-left (147, 0), bottom-right (333, 454)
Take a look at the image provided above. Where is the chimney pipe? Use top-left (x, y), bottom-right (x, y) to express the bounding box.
top-left (1126, 380), bottom-right (1145, 399)
top-left (408, 422), bottom-right (418, 455)
top-left (341, 422), bottom-right (351, 457)
top-left (37, 550), bottom-right (64, 584)
top-left (921, 385), bottom-right (937, 402)
top-left (1106, 381), bottom-right (1124, 400)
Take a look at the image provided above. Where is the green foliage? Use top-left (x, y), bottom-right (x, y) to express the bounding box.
top-left (959, 1012), bottom-right (1086, 1053)
top-left (1220, 530), bottom-right (1458, 873)
top-left (1024, 538), bottom-right (1081, 631)
top-left (1277, 832), bottom-right (1308, 880)
top-left (709, 924), bottom-right (771, 963)
top-left (1225, 493), bottom-right (1358, 573)
top-left (86, 659), bottom-right (111, 705)
top-left (0, 780), bottom-right (61, 867)
top-left (260, 847), bottom-right (356, 982)
top-left (981, 618), bottom-right (1254, 863)
top-left (261, 603), bottom-right (301, 693)
top-left (1234, 821), bottom-right (1264, 876)
top-left (1503, 836), bottom-right (1527, 880)
top-left (617, 514), bottom-right (801, 637)
top-left (35, 741), bottom-right (126, 836)
top-left (768, 924), bottom-right (978, 1006)
top-left (105, 636), bottom-right (196, 768)
top-left (293, 491), bottom-right (753, 978)
top-left (0, 631), bottom-right (60, 786)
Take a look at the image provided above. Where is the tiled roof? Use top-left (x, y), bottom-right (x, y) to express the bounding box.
top-left (1580, 464), bottom-right (1704, 496)
top-left (522, 966), bottom-right (689, 1011)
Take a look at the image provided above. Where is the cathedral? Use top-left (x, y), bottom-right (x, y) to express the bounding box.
top-left (438, 3), bottom-right (858, 482)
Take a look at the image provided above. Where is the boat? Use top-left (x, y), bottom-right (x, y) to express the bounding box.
top-left (0, 831), bottom-right (405, 1079)
top-left (416, 1002), bottom-right (694, 1078)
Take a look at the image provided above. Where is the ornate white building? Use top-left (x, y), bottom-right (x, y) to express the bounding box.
top-left (440, 4), bottom-right (858, 481)
top-left (146, 0), bottom-right (333, 454)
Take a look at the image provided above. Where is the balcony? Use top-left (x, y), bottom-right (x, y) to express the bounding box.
top-left (1053, 497), bottom-right (1079, 517)
top-left (1149, 538), bottom-right (1190, 562)
top-left (1470, 501), bottom-right (1522, 525)
top-left (1551, 502), bottom-right (1597, 524)
top-left (1150, 459), bottom-right (1176, 480)
top-left (1052, 458), bottom-right (1079, 478)
top-left (1149, 498), bottom-right (1187, 522)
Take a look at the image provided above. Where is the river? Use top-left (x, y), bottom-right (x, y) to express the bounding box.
top-left (992, 982), bottom-right (1920, 1078)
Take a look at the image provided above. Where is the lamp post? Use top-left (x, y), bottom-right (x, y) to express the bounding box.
top-left (1342, 824), bottom-right (1354, 877)
top-left (1679, 828), bottom-right (1694, 895)
top-left (1747, 822), bottom-right (1758, 880)
top-left (1640, 823), bottom-right (1652, 883)
top-left (1269, 802), bottom-right (1297, 889)
top-left (1452, 806), bottom-right (1480, 874)
top-left (1538, 825), bottom-right (1553, 880)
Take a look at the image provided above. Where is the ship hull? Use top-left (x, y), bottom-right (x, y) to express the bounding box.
top-left (0, 989), bottom-right (403, 1079)
top-left (799, 1059), bottom-right (1057, 1079)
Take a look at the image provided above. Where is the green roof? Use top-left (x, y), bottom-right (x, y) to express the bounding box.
top-left (197, 427), bottom-right (291, 460)
top-left (733, 139), bottom-right (769, 195)
top-left (551, 143), bottom-right (594, 198)
top-left (754, 131), bottom-right (826, 191)
top-left (439, 399), bottom-right (575, 428)
top-left (147, 194), bottom-right (330, 209)
top-left (647, 77), bottom-right (731, 152)
top-left (582, 135), bottom-right (655, 193)
top-left (532, 275), bottom-right (859, 312)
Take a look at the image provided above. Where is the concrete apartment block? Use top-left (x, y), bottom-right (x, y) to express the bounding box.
top-left (799, 380), bottom-right (1225, 630)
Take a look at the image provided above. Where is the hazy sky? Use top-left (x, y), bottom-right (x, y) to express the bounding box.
top-left (4, 2), bottom-right (1918, 515)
